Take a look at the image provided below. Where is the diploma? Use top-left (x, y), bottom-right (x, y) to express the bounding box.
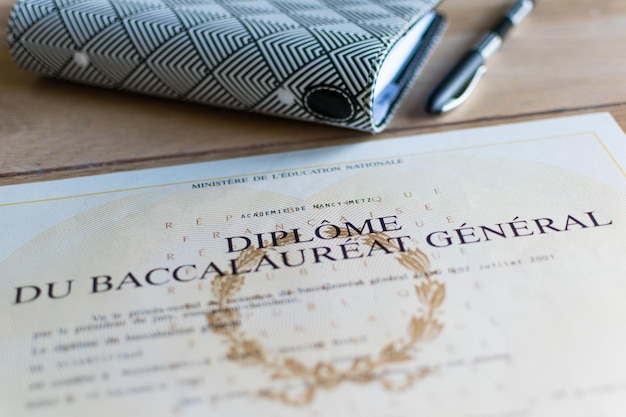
top-left (2, 113), bottom-right (626, 416)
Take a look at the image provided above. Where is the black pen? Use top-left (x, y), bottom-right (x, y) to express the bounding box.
top-left (425, 0), bottom-right (535, 114)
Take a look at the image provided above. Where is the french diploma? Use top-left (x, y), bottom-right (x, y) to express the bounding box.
top-left (2, 113), bottom-right (626, 416)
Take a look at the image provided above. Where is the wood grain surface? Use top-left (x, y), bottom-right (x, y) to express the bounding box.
top-left (1, 0), bottom-right (625, 185)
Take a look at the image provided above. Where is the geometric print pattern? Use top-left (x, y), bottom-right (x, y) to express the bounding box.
top-left (8, 0), bottom-right (443, 132)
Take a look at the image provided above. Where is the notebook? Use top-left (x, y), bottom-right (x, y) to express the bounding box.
top-left (7, 0), bottom-right (446, 132)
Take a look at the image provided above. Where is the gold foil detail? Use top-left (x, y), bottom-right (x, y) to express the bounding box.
top-left (206, 232), bottom-right (445, 405)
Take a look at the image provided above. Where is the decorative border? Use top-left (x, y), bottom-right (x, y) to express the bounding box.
top-left (0, 130), bottom-right (605, 207)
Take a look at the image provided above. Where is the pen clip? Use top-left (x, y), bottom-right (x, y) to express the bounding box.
top-left (440, 65), bottom-right (487, 113)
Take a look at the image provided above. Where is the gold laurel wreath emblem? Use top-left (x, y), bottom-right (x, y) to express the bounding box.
top-left (206, 231), bottom-right (445, 406)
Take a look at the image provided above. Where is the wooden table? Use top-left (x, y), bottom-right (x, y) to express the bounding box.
top-left (1, 0), bottom-right (625, 185)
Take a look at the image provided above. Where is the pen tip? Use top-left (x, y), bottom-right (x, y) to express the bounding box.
top-left (424, 94), bottom-right (444, 115)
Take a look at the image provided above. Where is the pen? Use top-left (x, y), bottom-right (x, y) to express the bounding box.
top-left (425, 0), bottom-right (535, 114)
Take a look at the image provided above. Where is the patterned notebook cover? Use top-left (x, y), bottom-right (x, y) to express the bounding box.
top-left (7, 0), bottom-right (445, 132)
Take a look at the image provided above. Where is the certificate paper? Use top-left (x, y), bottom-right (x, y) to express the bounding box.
top-left (2, 113), bottom-right (626, 417)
